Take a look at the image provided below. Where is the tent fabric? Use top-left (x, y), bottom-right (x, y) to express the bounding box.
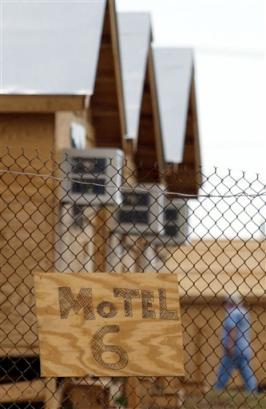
top-left (1, 0), bottom-right (106, 94)
top-left (153, 47), bottom-right (193, 164)
top-left (118, 12), bottom-right (151, 140)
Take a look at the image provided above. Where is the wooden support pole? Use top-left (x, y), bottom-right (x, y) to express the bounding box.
top-left (106, 232), bottom-right (123, 273)
top-left (44, 379), bottom-right (61, 409)
top-left (136, 239), bottom-right (161, 272)
top-left (92, 207), bottom-right (109, 272)
top-left (0, 380), bottom-right (46, 402)
top-left (55, 204), bottom-right (94, 273)
top-left (126, 377), bottom-right (142, 409)
top-left (120, 235), bottom-right (138, 273)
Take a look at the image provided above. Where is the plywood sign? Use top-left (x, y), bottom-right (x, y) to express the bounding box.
top-left (34, 272), bottom-right (184, 377)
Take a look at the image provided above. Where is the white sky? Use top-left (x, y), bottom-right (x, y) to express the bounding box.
top-left (117, 0), bottom-right (265, 178)
top-left (117, 0), bottom-right (265, 239)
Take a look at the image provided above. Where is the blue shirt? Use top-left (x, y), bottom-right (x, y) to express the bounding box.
top-left (221, 306), bottom-right (252, 358)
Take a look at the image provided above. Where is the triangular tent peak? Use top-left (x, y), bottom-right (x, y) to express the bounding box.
top-left (165, 73), bottom-right (201, 195)
top-left (90, 0), bottom-right (126, 150)
top-left (153, 47), bottom-right (201, 195)
top-left (134, 43), bottom-right (165, 184)
top-left (153, 47), bottom-right (193, 164)
top-left (118, 12), bottom-right (151, 144)
top-left (1, 0), bottom-right (105, 95)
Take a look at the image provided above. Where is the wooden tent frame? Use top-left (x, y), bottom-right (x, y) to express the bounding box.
top-left (134, 40), bottom-right (165, 184)
top-left (90, 0), bottom-right (126, 150)
top-left (0, 379), bottom-right (59, 409)
top-left (0, 95), bottom-right (88, 113)
top-left (134, 45), bottom-right (201, 195)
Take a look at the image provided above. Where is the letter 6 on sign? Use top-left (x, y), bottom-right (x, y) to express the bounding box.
top-left (91, 325), bottom-right (128, 370)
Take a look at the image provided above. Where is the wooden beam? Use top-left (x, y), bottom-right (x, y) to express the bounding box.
top-left (90, 0), bottom-right (126, 149)
top-left (135, 45), bottom-right (165, 184)
top-left (0, 347), bottom-right (39, 357)
top-left (92, 207), bottom-right (110, 272)
top-left (45, 379), bottom-right (62, 409)
top-left (0, 95), bottom-right (88, 113)
top-left (0, 380), bottom-right (46, 402)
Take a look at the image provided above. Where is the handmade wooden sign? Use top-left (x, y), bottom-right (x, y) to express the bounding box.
top-left (34, 272), bottom-right (184, 377)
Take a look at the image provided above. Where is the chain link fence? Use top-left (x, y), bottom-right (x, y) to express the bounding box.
top-left (0, 146), bottom-right (265, 409)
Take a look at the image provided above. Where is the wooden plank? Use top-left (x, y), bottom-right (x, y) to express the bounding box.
top-left (0, 177), bottom-right (56, 198)
top-left (44, 378), bottom-right (61, 409)
top-left (92, 207), bottom-right (110, 272)
top-left (34, 272), bottom-right (184, 377)
top-left (0, 378), bottom-right (59, 407)
top-left (135, 45), bottom-right (164, 184)
top-left (0, 110), bottom-right (58, 350)
top-left (55, 204), bottom-right (95, 273)
top-left (167, 240), bottom-right (265, 277)
top-left (179, 271), bottom-right (266, 304)
top-left (0, 192), bottom-right (55, 347)
top-left (0, 380), bottom-right (46, 402)
top-left (0, 95), bottom-right (87, 113)
top-left (126, 377), bottom-right (143, 409)
top-left (0, 113), bottom-right (55, 167)
top-left (91, 0), bottom-right (126, 149)
top-left (148, 46), bottom-right (165, 178)
top-left (0, 347), bottom-right (39, 357)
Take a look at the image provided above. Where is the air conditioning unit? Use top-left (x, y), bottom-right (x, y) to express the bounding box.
top-left (114, 184), bottom-right (165, 235)
top-left (158, 198), bottom-right (189, 245)
top-left (60, 148), bottom-right (124, 205)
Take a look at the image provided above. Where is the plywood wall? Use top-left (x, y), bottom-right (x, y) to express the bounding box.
top-left (0, 113), bottom-right (54, 156)
top-left (0, 113), bottom-right (56, 351)
top-left (0, 109), bottom-right (91, 351)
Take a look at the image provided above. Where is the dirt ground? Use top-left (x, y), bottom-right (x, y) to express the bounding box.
top-left (182, 390), bottom-right (266, 409)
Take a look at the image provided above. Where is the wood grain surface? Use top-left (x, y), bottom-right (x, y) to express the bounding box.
top-left (34, 272), bottom-right (184, 377)
top-left (0, 115), bottom-right (56, 349)
top-left (135, 43), bottom-right (164, 184)
top-left (0, 95), bottom-right (86, 112)
top-left (0, 380), bottom-right (46, 402)
top-left (91, 0), bottom-right (126, 149)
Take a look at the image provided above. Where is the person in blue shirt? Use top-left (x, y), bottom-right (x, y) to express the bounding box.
top-left (215, 292), bottom-right (257, 392)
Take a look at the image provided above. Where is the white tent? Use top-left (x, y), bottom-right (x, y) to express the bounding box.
top-left (153, 47), bottom-right (193, 164)
top-left (1, 0), bottom-right (106, 94)
top-left (118, 12), bottom-right (151, 140)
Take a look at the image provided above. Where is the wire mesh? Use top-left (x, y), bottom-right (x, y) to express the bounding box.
top-left (0, 146), bottom-right (265, 409)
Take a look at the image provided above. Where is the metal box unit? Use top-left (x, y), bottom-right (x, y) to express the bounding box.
top-left (114, 184), bottom-right (165, 235)
top-left (60, 148), bottom-right (124, 205)
top-left (158, 199), bottom-right (189, 245)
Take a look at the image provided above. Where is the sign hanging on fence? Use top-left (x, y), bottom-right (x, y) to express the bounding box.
top-left (34, 272), bottom-right (184, 377)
